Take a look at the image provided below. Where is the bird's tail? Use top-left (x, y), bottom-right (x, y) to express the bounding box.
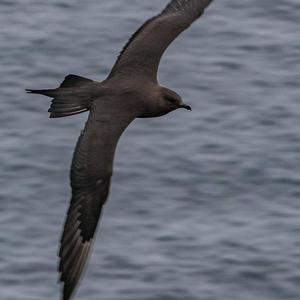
top-left (26, 74), bottom-right (95, 118)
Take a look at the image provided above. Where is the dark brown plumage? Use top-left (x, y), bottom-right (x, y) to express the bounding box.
top-left (27, 0), bottom-right (214, 299)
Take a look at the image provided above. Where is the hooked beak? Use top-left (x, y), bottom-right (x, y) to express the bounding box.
top-left (179, 103), bottom-right (192, 111)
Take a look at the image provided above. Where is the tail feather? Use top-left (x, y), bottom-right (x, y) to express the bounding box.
top-left (26, 74), bottom-right (95, 118)
top-left (59, 74), bottom-right (93, 88)
top-left (26, 89), bottom-right (57, 97)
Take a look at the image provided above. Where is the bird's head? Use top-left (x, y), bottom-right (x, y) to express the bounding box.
top-left (160, 87), bottom-right (192, 114)
top-left (137, 86), bottom-right (192, 118)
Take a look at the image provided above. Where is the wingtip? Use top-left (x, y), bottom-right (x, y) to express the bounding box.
top-left (62, 284), bottom-right (72, 300)
top-left (59, 275), bottom-right (75, 300)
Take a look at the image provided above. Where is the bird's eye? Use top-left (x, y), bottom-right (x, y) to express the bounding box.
top-left (165, 96), bottom-right (177, 104)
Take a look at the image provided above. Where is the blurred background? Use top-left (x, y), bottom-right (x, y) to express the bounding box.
top-left (1, 0), bottom-right (300, 299)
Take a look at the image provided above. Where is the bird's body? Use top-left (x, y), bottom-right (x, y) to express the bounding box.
top-left (27, 0), bottom-right (214, 299)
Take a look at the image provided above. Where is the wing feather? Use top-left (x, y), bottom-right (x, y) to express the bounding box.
top-left (109, 0), bottom-right (213, 80)
top-left (58, 106), bottom-right (133, 300)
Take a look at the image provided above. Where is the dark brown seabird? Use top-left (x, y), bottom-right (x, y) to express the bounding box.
top-left (27, 0), bottom-right (214, 299)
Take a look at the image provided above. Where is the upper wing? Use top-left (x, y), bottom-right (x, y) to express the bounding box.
top-left (108, 0), bottom-right (213, 81)
top-left (58, 104), bottom-right (133, 300)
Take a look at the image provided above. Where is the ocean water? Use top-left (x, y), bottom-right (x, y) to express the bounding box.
top-left (1, 0), bottom-right (300, 299)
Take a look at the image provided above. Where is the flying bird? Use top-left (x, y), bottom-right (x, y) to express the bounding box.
top-left (27, 0), bottom-right (213, 299)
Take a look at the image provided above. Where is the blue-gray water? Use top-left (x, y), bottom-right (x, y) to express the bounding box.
top-left (1, 0), bottom-right (300, 299)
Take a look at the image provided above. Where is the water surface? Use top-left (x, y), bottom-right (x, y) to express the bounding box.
top-left (1, 1), bottom-right (300, 299)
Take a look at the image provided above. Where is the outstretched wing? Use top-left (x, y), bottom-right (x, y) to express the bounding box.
top-left (108, 0), bottom-right (213, 81)
top-left (58, 104), bottom-right (133, 300)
